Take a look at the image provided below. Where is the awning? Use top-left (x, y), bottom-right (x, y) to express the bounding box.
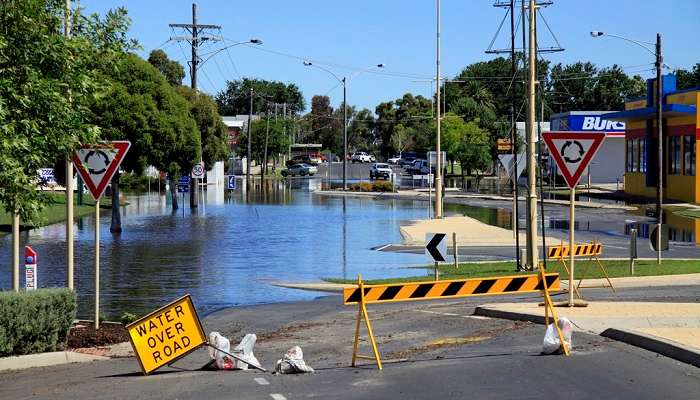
top-left (606, 103), bottom-right (696, 122)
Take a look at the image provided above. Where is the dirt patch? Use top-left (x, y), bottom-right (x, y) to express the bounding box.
top-left (66, 322), bottom-right (130, 349)
top-left (257, 322), bottom-right (328, 342)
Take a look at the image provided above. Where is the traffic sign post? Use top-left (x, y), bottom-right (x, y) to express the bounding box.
top-left (426, 233), bottom-right (447, 280)
top-left (543, 132), bottom-right (605, 307)
top-left (73, 141), bottom-right (131, 329)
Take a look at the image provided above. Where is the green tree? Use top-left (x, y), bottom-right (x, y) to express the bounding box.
top-left (239, 117), bottom-right (291, 172)
top-left (675, 63), bottom-right (700, 90)
top-left (177, 86), bottom-right (228, 168)
top-left (216, 78), bottom-right (305, 116)
top-left (0, 0), bottom-right (101, 223)
top-left (454, 120), bottom-right (491, 189)
top-left (148, 49), bottom-right (185, 86)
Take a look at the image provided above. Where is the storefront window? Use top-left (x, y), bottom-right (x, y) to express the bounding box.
top-left (669, 136), bottom-right (681, 175)
top-left (632, 139), bottom-right (640, 172)
top-left (639, 138), bottom-right (647, 172)
top-left (684, 135), bottom-right (696, 176)
top-left (626, 140), bottom-right (633, 172)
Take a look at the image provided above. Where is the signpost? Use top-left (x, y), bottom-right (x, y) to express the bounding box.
top-left (25, 246), bottom-right (37, 291)
top-left (543, 132), bottom-right (605, 307)
top-left (499, 153), bottom-right (527, 239)
top-left (226, 175), bottom-right (236, 190)
top-left (72, 141), bottom-right (131, 329)
top-left (426, 233), bottom-right (447, 280)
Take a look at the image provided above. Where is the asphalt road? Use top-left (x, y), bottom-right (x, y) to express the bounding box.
top-left (2, 286), bottom-right (699, 400)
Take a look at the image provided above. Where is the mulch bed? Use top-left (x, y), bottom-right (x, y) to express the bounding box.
top-left (66, 321), bottom-right (130, 348)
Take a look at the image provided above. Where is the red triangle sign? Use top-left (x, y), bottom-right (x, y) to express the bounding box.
top-left (72, 141), bottom-right (131, 200)
top-left (543, 132), bottom-right (605, 189)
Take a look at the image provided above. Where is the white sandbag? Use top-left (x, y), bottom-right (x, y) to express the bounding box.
top-left (542, 317), bottom-right (573, 354)
top-left (232, 333), bottom-right (260, 370)
top-left (208, 331), bottom-right (235, 369)
top-left (275, 346), bottom-right (314, 374)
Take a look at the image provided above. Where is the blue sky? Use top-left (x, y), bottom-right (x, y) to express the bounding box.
top-left (82, 0), bottom-right (700, 113)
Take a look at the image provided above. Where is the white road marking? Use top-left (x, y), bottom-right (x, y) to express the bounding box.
top-left (255, 377), bottom-right (270, 385)
top-left (416, 309), bottom-right (491, 320)
top-left (270, 394), bottom-right (287, 400)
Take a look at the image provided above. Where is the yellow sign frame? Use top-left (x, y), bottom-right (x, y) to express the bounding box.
top-left (126, 294), bottom-right (207, 375)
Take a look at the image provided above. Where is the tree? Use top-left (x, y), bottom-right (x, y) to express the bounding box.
top-left (454, 120), bottom-right (491, 190)
top-left (307, 95), bottom-right (336, 151)
top-left (239, 117), bottom-right (291, 170)
top-left (375, 94), bottom-right (433, 157)
top-left (0, 0), bottom-right (101, 223)
top-left (675, 63), bottom-right (700, 90)
top-left (148, 49), bottom-right (185, 86)
top-left (177, 86), bottom-right (228, 168)
top-left (216, 78), bottom-right (305, 116)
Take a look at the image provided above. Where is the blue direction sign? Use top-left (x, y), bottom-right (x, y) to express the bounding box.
top-left (227, 175), bottom-right (236, 190)
top-left (177, 184), bottom-right (189, 193)
top-left (178, 176), bottom-right (191, 186)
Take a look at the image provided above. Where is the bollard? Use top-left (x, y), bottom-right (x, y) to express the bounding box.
top-left (453, 232), bottom-right (458, 269)
top-left (629, 228), bottom-right (638, 275)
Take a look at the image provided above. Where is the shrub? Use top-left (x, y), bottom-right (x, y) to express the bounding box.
top-left (372, 181), bottom-right (395, 192)
top-left (120, 312), bottom-right (138, 325)
top-left (0, 289), bottom-right (77, 356)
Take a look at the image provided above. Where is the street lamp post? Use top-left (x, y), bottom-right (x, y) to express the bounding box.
top-left (303, 61), bottom-right (384, 190)
top-left (591, 31), bottom-right (663, 264)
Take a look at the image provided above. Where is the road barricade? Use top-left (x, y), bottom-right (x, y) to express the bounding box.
top-left (342, 269), bottom-right (568, 370)
top-left (547, 240), bottom-right (615, 296)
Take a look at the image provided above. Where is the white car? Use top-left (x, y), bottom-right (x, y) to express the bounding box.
top-left (387, 156), bottom-right (401, 164)
top-left (370, 163), bottom-right (393, 180)
top-left (351, 152), bottom-right (373, 163)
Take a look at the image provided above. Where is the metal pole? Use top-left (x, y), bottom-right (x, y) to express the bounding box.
top-left (343, 78), bottom-right (348, 190)
top-left (568, 189), bottom-right (575, 307)
top-left (435, 0), bottom-right (443, 218)
top-left (526, 0), bottom-right (539, 269)
top-left (65, 0), bottom-right (74, 290)
top-left (655, 33), bottom-right (663, 265)
top-left (510, 0), bottom-right (520, 269)
top-left (12, 212), bottom-right (19, 291)
top-left (247, 88), bottom-right (253, 181)
top-left (453, 231), bottom-right (458, 269)
top-left (94, 200), bottom-right (100, 330)
top-left (189, 3), bottom-right (199, 209)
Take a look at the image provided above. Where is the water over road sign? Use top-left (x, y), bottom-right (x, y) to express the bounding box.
top-left (126, 295), bottom-right (206, 375)
top-left (425, 233), bottom-right (447, 262)
top-left (543, 132), bottom-right (605, 189)
top-left (72, 141), bottom-right (131, 200)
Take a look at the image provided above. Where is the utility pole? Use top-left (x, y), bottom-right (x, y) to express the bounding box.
top-left (65, 0), bottom-right (74, 290)
top-left (510, 0), bottom-right (520, 269)
top-left (343, 77), bottom-right (348, 190)
top-left (655, 33), bottom-right (663, 265)
top-left (169, 3), bottom-right (221, 209)
top-left (247, 88), bottom-right (253, 181)
top-left (435, 0), bottom-right (443, 218)
top-left (526, 0), bottom-right (539, 269)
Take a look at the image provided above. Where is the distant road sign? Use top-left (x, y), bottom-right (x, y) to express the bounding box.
top-left (226, 175), bottom-right (236, 190)
top-left (126, 295), bottom-right (206, 375)
top-left (425, 233), bottom-right (447, 262)
top-left (177, 185), bottom-right (189, 193)
top-left (191, 161), bottom-right (205, 178)
top-left (543, 132), bottom-right (605, 189)
top-left (72, 141), bottom-right (131, 200)
top-left (178, 176), bottom-right (191, 186)
top-left (497, 138), bottom-right (513, 152)
top-left (498, 153), bottom-right (526, 180)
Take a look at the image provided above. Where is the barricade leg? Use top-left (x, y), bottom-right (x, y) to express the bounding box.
top-left (351, 275), bottom-right (383, 370)
top-left (539, 265), bottom-right (570, 356)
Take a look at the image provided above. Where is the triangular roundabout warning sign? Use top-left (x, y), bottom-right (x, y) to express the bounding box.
top-left (72, 141), bottom-right (131, 200)
top-left (542, 132), bottom-right (605, 189)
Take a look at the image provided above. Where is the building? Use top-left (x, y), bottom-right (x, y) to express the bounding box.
top-left (549, 111), bottom-right (626, 184)
top-left (606, 75), bottom-right (698, 203)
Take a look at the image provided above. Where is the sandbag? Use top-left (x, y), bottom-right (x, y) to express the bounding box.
top-left (275, 346), bottom-right (314, 374)
top-left (542, 317), bottom-right (573, 354)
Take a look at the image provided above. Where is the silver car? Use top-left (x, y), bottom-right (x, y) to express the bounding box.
top-left (281, 163), bottom-right (317, 177)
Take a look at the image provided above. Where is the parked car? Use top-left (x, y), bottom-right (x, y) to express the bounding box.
top-left (281, 163), bottom-right (317, 177)
top-left (387, 155), bottom-right (401, 164)
top-left (399, 156), bottom-right (416, 168)
top-left (286, 155), bottom-right (319, 167)
top-left (351, 152), bottom-right (373, 163)
top-left (370, 163), bottom-right (393, 180)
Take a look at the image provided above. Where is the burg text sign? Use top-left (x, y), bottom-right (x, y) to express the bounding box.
top-left (126, 295), bottom-right (206, 375)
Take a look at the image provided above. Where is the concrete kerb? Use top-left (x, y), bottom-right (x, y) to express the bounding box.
top-left (474, 306), bottom-right (700, 369)
top-left (0, 351), bottom-right (110, 372)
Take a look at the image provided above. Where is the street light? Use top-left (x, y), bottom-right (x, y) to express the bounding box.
top-left (303, 61), bottom-right (384, 190)
top-left (199, 38), bottom-right (263, 66)
top-left (591, 30), bottom-right (664, 264)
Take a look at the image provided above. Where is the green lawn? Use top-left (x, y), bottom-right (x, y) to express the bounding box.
top-left (0, 192), bottom-right (120, 233)
top-left (675, 208), bottom-right (700, 219)
top-left (325, 259), bottom-right (700, 285)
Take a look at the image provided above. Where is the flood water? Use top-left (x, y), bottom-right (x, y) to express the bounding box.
top-left (0, 179), bottom-right (440, 318)
top-left (1, 178), bottom-right (697, 318)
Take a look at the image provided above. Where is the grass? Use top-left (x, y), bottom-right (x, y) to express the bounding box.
top-left (675, 208), bottom-right (700, 219)
top-left (324, 259), bottom-right (700, 285)
top-left (0, 192), bottom-right (123, 233)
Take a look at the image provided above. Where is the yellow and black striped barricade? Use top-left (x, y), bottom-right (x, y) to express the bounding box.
top-left (547, 240), bottom-right (615, 295)
top-left (343, 271), bottom-right (568, 370)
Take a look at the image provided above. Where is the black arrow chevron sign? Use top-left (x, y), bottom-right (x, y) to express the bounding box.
top-left (425, 233), bottom-right (447, 262)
